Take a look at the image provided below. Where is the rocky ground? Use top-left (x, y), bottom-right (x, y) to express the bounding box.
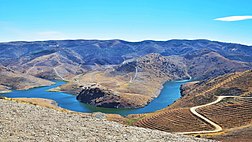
top-left (0, 99), bottom-right (216, 142)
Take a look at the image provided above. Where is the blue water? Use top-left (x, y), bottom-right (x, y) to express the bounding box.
top-left (1, 80), bottom-right (189, 116)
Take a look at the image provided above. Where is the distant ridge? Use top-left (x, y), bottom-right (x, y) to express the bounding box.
top-left (1, 39), bottom-right (251, 46)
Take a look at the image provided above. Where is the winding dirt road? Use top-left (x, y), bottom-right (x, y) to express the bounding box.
top-left (178, 95), bottom-right (252, 135)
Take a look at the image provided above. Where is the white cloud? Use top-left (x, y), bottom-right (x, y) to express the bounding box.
top-left (214, 16), bottom-right (252, 22)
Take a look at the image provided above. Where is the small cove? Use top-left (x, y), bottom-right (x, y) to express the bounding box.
top-left (1, 80), bottom-right (189, 116)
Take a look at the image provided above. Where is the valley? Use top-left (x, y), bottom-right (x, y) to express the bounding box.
top-left (1, 39), bottom-right (252, 141)
top-left (2, 39), bottom-right (251, 108)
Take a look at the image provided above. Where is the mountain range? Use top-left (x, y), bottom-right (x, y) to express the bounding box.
top-left (0, 39), bottom-right (252, 107)
top-left (1, 39), bottom-right (252, 67)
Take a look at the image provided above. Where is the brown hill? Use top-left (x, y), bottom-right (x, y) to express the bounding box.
top-left (0, 65), bottom-right (53, 91)
top-left (12, 53), bottom-right (85, 80)
top-left (185, 51), bottom-right (251, 80)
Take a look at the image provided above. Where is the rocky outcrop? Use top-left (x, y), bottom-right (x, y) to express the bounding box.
top-left (77, 84), bottom-right (122, 108)
top-left (76, 83), bottom-right (150, 108)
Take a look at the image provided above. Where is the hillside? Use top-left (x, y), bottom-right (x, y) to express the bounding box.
top-left (184, 51), bottom-right (250, 80)
top-left (0, 65), bottom-right (53, 91)
top-left (172, 70), bottom-right (252, 108)
top-left (17, 52), bottom-right (85, 80)
top-left (131, 70), bottom-right (252, 142)
top-left (0, 99), bottom-right (215, 142)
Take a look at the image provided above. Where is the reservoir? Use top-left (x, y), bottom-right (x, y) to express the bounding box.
top-left (1, 80), bottom-right (189, 116)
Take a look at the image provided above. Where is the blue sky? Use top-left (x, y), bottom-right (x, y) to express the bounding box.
top-left (0, 0), bottom-right (252, 45)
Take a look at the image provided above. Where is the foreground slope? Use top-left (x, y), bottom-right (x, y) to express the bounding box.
top-left (0, 99), bottom-right (215, 142)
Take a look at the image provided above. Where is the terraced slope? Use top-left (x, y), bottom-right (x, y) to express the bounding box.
top-left (134, 108), bottom-right (214, 132)
top-left (178, 95), bottom-right (252, 135)
top-left (198, 97), bottom-right (252, 129)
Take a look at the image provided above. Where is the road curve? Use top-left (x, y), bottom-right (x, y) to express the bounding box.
top-left (178, 95), bottom-right (252, 135)
top-left (53, 67), bottom-right (65, 81)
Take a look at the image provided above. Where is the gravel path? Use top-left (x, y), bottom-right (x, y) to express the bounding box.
top-left (0, 99), bottom-right (216, 142)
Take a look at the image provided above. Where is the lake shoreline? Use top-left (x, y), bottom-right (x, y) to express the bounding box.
top-left (1, 80), bottom-right (190, 116)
